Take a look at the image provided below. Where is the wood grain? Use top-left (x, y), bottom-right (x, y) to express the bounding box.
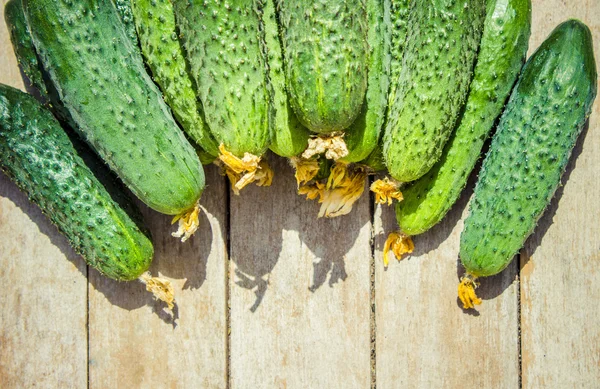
top-left (88, 165), bottom-right (228, 389)
top-left (228, 156), bottom-right (372, 388)
top-left (374, 186), bottom-right (519, 388)
top-left (0, 3), bottom-right (88, 387)
top-left (521, 2), bottom-right (600, 388)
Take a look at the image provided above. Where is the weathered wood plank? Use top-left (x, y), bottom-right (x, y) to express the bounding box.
top-left (374, 186), bottom-right (519, 388)
top-left (229, 156), bottom-right (372, 388)
top-left (0, 3), bottom-right (88, 387)
top-left (88, 165), bottom-right (228, 389)
top-left (521, 2), bottom-right (600, 387)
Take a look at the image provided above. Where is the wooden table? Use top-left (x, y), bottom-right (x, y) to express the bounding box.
top-left (1, 1), bottom-right (598, 388)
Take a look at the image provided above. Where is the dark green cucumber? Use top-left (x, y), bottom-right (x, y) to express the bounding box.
top-left (112, 0), bottom-right (140, 49)
top-left (386, 0), bottom-right (409, 108)
top-left (131, 0), bottom-right (220, 157)
top-left (173, 0), bottom-right (271, 157)
top-left (396, 0), bottom-right (531, 236)
top-left (4, 0), bottom-right (48, 102)
top-left (460, 19), bottom-right (597, 278)
top-left (24, 0), bottom-right (204, 215)
top-left (276, 0), bottom-right (369, 134)
top-left (383, 0), bottom-right (486, 182)
top-left (339, 0), bottom-right (391, 163)
top-left (361, 143), bottom-right (386, 173)
top-left (0, 84), bottom-right (153, 281)
top-left (264, 0), bottom-right (310, 158)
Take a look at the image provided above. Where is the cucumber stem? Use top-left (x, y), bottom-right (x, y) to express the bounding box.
top-left (382, 231), bottom-right (414, 266)
top-left (215, 144), bottom-right (273, 195)
top-left (302, 132), bottom-right (349, 160)
top-left (139, 272), bottom-right (175, 310)
top-left (371, 177), bottom-right (403, 205)
top-left (458, 274), bottom-right (482, 309)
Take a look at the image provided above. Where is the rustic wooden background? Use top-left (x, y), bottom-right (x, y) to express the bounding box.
top-left (1, 1), bottom-right (598, 388)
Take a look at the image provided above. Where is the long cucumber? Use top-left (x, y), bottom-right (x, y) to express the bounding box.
top-left (458, 20), bottom-right (597, 308)
top-left (23, 0), bottom-right (204, 224)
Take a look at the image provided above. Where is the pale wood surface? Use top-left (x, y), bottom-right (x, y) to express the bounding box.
top-left (0, 9), bottom-right (88, 389)
top-left (229, 156), bottom-right (372, 388)
top-left (0, 0), bottom-right (599, 388)
top-left (520, 2), bottom-right (600, 388)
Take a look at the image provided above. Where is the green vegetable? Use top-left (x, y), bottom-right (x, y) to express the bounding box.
top-left (24, 0), bottom-right (205, 218)
top-left (0, 84), bottom-right (153, 281)
top-left (112, 0), bottom-right (139, 49)
top-left (131, 0), bottom-right (219, 158)
top-left (276, 0), bottom-right (368, 134)
top-left (386, 0), bottom-right (409, 109)
top-left (264, 0), bottom-right (310, 158)
top-left (396, 0), bottom-right (531, 237)
top-left (4, 0), bottom-right (48, 102)
top-left (339, 0), bottom-right (391, 163)
top-left (458, 19), bottom-right (597, 309)
top-left (383, 0), bottom-right (486, 182)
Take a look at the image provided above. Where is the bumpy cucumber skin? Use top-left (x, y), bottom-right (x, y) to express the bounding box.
top-left (4, 0), bottom-right (48, 101)
top-left (0, 85), bottom-right (153, 281)
top-left (173, 0), bottom-right (271, 157)
top-left (386, 0), bottom-right (409, 108)
top-left (131, 0), bottom-right (220, 157)
top-left (339, 0), bottom-right (391, 163)
top-left (397, 0), bottom-right (532, 236)
top-left (460, 20), bottom-right (597, 278)
top-left (276, 0), bottom-right (369, 134)
top-left (383, 0), bottom-right (486, 182)
top-left (24, 0), bottom-right (204, 215)
top-left (264, 0), bottom-right (310, 158)
top-left (112, 0), bottom-right (140, 49)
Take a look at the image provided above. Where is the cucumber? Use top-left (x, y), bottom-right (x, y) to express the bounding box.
top-left (131, 0), bottom-right (220, 157)
top-left (264, 0), bottom-right (310, 158)
top-left (0, 84), bottom-right (153, 282)
top-left (4, 0), bottom-right (48, 102)
top-left (459, 19), bottom-right (597, 308)
top-left (395, 0), bottom-right (531, 237)
top-left (338, 0), bottom-right (391, 163)
top-left (383, 0), bottom-right (486, 182)
top-left (172, 0), bottom-right (271, 158)
top-left (386, 0), bottom-right (409, 109)
top-left (112, 0), bottom-right (140, 49)
top-left (23, 0), bottom-right (205, 217)
top-left (276, 0), bottom-right (369, 134)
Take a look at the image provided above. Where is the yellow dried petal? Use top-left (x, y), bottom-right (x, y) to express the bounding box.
top-left (171, 201), bottom-right (201, 242)
top-left (302, 132), bottom-right (349, 160)
top-left (290, 157), bottom-right (320, 187)
top-left (382, 231), bottom-right (414, 265)
top-left (371, 177), bottom-right (403, 205)
top-left (318, 165), bottom-right (366, 217)
top-left (139, 272), bottom-right (175, 310)
top-left (298, 181), bottom-right (326, 202)
top-left (216, 144), bottom-right (272, 194)
top-left (458, 275), bottom-right (482, 309)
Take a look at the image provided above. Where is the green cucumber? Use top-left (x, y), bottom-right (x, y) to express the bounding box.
top-left (24, 0), bottom-right (204, 216)
top-left (4, 0), bottom-right (48, 101)
top-left (112, 0), bottom-right (140, 49)
top-left (361, 143), bottom-right (386, 173)
top-left (386, 0), bottom-right (409, 109)
top-left (339, 0), bottom-right (391, 163)
top-left (396, 0), bottom-right (531, 236)
top-left (131, 0), bottom-right (219, 157)
top-left (264, 0), bottom-right (310, 158)
top-left (172, 0), bottom-right (271, 158)
top-left (459, 20), bottom-right (597, 307)
top-left (276, 0), bottom-right (369, 134)
top-left (0, 84), bottom-right (153, 281)
top-left (383, 0), bottom-right (486, 182)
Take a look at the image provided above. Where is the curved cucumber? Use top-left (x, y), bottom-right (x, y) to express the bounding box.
top-left (396, 0), bottom-right (531, 236)
top-left (460, 19), bottom-right (597, 279)
top-left (0, 84), bottom-right (153, 281)
top-left (264, 0), bottom-right (310, 158)
top-left (383, 0), bottom-right (486, 182)
top-left (131, 0), bottom-right (219, 157)
top-left (173, 0), bottom-right (271, 158)
top-left (24, 0), bottom-right (204, 215)
top-left (339, 0), bottom-right (391, 163)
top-left (276, 0), bottom-right (369, 134)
